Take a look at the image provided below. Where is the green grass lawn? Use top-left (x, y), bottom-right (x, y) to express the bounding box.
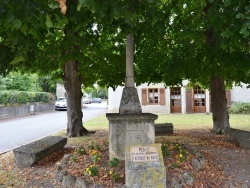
top-left (83, 113), bottom-right (250, 132)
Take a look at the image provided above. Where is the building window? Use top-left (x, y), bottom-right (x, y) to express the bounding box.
top-left (141, 88), bottom-right (165, 106)
top-left (149, 89), bottom-right (159, 104)
top-left (170, 87), bottom-right (181, 107)
top-left (194, 85), bottom-right (205, 106)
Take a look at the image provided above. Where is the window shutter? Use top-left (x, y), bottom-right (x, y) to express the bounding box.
top-left (186, 89), bottom-right (193, 113)
top-left (159, 88), bottom-right (165, 105)
top-left (141, 89), bottom-right (147, 106)
top-left (226, 90), bottom-right (231, 106)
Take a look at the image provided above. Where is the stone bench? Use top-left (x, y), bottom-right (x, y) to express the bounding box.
top-left (13, 136), bottom-right (67, 168)
top-left (155, 123), bottom-right (174, 136)
top-left (229, 128), bottom-right (250, 149)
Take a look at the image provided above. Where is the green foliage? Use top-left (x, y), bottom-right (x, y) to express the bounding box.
top-left (35, 92), bottom-right (54, 103)
top-left (1, 0), bottom-right (249, 89)
top-left (109, 170), bottom-right (121, 183)
top-left (0, 71), bottom-right (59, 94)
top-left (171, 163), bottom-right (180, 168)
top-left (0, 75), bottom-right (6, 90)
top-left (71, 155), bottom-right (78, 163)
top-left (0, 71), bottom-right (40, 91)
top-left (83, 85), bottom-right (108, 98)
top-left (174, 143), bottom-right (188, 162)
top-left (84, 165), bottom-right (99, 177)
top-left (83, 87), bottom-right (93, 97)
top-left (108, 157), bottom-right (121, 182)
top-left (134, 0), bottom-right (250, 87)
top-left (36, 75), bottom-right (59, 94)
top-left (161, 143), bottom-right (171, 157)
top-left (0, 90), bottom-right (55, 105)
top-left (109, 157), bottom-right (120, 168)
top-left (75, 147), bottom-right (87, 155)
top-left (0, 0), bottom-right (168, 89)
top-left (90, 150), bottom-right (101, 164)
top-left (88, 143), bottom-right (102, 151)
top-left (229, 102), bottom-right (250, 114)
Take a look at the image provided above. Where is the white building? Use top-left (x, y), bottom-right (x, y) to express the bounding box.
top-left (108, 82), bottom-right (250, 114)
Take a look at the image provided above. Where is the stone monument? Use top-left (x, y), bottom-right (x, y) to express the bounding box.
top-left (106, 34), bottom-right (158, 160)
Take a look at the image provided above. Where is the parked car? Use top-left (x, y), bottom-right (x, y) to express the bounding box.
top-left (55, 97), bottom-right (67, 110)
top-left (92, 98), bottom-right (102, 103)
top-left (83, 98), bottom-right (92, 104)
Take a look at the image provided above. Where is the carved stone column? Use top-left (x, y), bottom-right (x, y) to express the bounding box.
top-left (119, 34), bottom-right (142, 115)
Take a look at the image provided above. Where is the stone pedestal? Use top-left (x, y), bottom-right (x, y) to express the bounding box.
top-left (106, 113), bottom-right (158, 160)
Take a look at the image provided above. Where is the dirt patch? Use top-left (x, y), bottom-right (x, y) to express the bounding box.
top-left (186, 130), bottom-right (250, 187)
top-left (0, 129), bottom-right (249, 187)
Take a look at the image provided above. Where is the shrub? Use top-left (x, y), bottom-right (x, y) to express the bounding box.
top-left (229, 102), bottom-right (250, 114)
top-left (75, 147), bottom-right (87, 155)
top-left (84, 165), bottom-right (99, 176)
top-left (90, 150), bottom-right (101, 164)
top-left (161, 144), bottom-right (171, 157)
top-left (35, 92), bottom-right (50, 102)
top-left (0, 90), bottom-right (55, 105)
top-left (109, 157), bottom-right (120, 168)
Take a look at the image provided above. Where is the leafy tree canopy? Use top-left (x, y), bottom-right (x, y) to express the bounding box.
top-left (0, 0), bottom-right (169, 89)
top-left (0, 70), bottom-right (39, 91)
top-left (133, 0), bottom-right (250, 88)
top-left (0, 70), bottom-right (59, 93)
top-left (1, 0), bottom-right (249, 89)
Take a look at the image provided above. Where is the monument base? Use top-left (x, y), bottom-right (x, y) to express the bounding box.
top-left (106, 113), bottom-right (158, 160)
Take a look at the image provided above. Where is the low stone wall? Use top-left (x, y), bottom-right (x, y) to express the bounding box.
top-left (0, 102), bottom-right (55, 120)
top-left (155, 123), bottom-right (174, 136)
top-left (229, 128), bottom-right (250, 149)
top-left (14, 136), bottom-right (67, 168)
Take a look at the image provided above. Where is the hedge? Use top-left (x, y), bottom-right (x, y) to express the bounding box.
top-left (228, 102), bottom-right (250, 114)
top-left (0, 90), bottom-right (55, 105)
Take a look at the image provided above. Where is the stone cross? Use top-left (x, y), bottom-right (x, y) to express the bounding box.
top-left (125, 34), bottom-right (135, 87)
top-left (107, 34), bottom-right (158, 161)
top-left (119, 34), bottom-right (142, 115)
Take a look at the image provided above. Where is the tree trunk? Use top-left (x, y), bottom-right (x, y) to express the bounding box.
top-left (210, 76), bottom-right (230, 134)
top-left (62, 61), bottom-right (89, 137)
top-left (204, 1), bottom-right (230, 134)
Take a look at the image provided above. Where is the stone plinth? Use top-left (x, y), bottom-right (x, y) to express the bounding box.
top-left (119, 87), bottom-right (142, 115)
top-left (125, 144), bottom-right (166, 188)
top-left (106, 113), bottom-right (158, 160)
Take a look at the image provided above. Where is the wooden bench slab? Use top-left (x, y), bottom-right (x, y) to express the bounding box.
top-left (13, 136), bottom-right (67, 168)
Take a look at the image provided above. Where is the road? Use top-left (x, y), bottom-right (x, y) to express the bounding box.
top-left (0, 102), bottom-right (108, 154)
